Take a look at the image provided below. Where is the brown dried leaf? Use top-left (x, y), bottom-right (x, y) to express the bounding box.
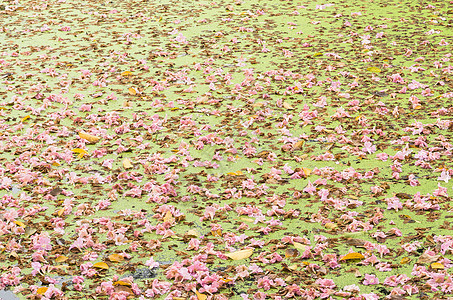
top-left (285, 248), bottom-right (299, 258)
top-left (417, 252), bottom-right (440, 264)
top-left (114, 285), bottom-right (133, 295)
top-left (49, 187), bottom-right (63, 196)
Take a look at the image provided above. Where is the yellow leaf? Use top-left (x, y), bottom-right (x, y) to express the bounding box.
top-left (211, 229), bottom-right (222, 237)
top-left (122, 158), bottom-right (133, 169)
top-left (292, 140), bottom-right (304, 150)
top-left (293, 242), bottom-right (307, 251)
top-left (71, 148), bottom-right (89, 158)
top-left (78, 132), bottom-right (100, 143)
top-left (128, 87), bottom-right (137, 95)
top-left (287, 264), bottom-right (298, 271)
top-left (185, 229), bottom-right (199, 237)
top-left (10, 251), bottom-right (19, 259)
top-left (194, 290), bottom-right (207, 300)
top-left (225, 248), bottom-right (254, 260)
top-left (240, 217), bottom-right (254, 223)
top-left (283, 102), bottom-right (294, 110)
top-left (325, 222), bottom-right (337, 230)
top-left (431, 262), bottom-right (445, 269)
top-left (37, 287), bottom-right (48, 295)
top-left (302, 167), bottom-right (312, 176)
top-left (121, 71), bottom-right (133, 76)
top-left (163, 211), bottom-right (174, 223)
top-left (114, 280), bottom-right (132, 287)
top-left (13, 220), bottom-right (26, 228)
top-left (313, 52), bottom-right (323, 57)
top-left (414, 105), bottom-right (422, 110)
top-left (57, 208), bottom-right (65, 217)
top-left (339, 252), bottom-right (365, 261)
top-left (55, 255), bottom-right (68, 263)
top-left (400, 257), bottom-right (411, 264)
top-left (366, 67), bottom-right (381, 73)
top-left (227, 170), bottom-right (243, 176)
top-left (108, 254), bottom-right (124, 262)
top-left (171, 107), bottom-right (179, 111)
top-left (93, 262), bottom-right (109, 270)
top-left (52, 162), bottom-right (60, 167)
top-left (21, 115), bottom-right (30, 122)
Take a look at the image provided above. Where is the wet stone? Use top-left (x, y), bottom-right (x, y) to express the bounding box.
top-left (131, 268), bottom-right (157, 280)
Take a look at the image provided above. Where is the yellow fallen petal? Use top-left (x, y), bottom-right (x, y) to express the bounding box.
top-left (225, 248), bottom-right (254, 260)
top-left (121, 71), bottom-right (133, 76)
